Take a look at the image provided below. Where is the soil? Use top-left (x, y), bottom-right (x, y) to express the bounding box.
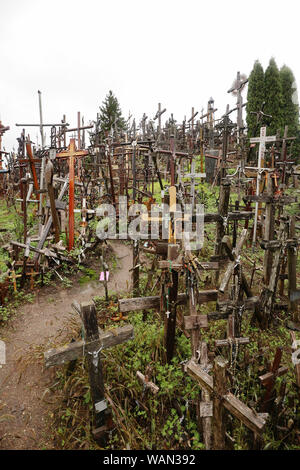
top-left (0, 241), bottom-right (132, 450)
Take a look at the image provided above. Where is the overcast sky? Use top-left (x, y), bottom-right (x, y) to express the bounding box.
top-left (1, 0), bottom-right (299, 151)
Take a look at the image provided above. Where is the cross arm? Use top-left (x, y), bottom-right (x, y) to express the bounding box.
top-left (186, 360), bottom-right (268, 434)
top-left (44, 324), bottom-right (134, 367)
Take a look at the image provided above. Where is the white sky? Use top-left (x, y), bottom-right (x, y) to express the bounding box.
top-left (1, 0), bottom-right (300, 151)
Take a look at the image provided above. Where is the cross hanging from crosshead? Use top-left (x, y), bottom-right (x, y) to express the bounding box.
top-left (56, 138), bottom-right (89, 251)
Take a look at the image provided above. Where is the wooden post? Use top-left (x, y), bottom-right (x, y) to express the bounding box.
top-left (213, 357), bottom-right (227, 450)
top-left (164, 244), bottom-right (179, 363)
top-left (101, 246), bottom-right (109, 302)
top-left (45, 160), bottom-right (61, 243)
top-left (263, 174), bottom-right (275, 285)
top-left (214, 181), bottom-right (231, 284)
top-left (290, 332), bottom-right (300, 400)
top-left (288, 216), bottom-right (298, 322)
top-left (259, 347), bottom-right (288, 412)
top-left (56, 139), bottom-right (88, 251)
top-left (132, 240), bottom-right (140, 297)
top-left (200, 342), bottom-right (212, 449)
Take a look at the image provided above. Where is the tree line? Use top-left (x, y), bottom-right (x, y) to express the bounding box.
top-left (247, 58), bottom-right (300, 159)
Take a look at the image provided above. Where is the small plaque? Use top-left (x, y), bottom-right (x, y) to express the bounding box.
top-left (200, 401), bottom-right (213, 418)
top-left (49, 148), bottom-right (56, 161)
top-left (95, 399), bottom-right (108, 413)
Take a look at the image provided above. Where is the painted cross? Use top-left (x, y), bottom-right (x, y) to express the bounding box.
top-left (249, 127), bottom-right (277, 248)
top-left (56, 138), bottom-right (89, 251)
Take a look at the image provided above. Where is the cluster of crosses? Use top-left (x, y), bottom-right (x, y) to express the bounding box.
top-left (0, 75), bottom-right (299, 448)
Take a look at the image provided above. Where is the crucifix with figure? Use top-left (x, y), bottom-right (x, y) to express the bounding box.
top-left (56, 138), bottom-right (89, 251)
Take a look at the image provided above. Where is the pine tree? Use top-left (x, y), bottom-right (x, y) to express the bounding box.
top-left (264, 58), bottom-right (283, 135)
top-left (279, 65), bottom-right (299, 133)
top-left (280, 65), bottom-right (300, 160)
top-left (98, 90), bottom-right (126, 138)
top-left (246, 60), bottom-right (265, 137)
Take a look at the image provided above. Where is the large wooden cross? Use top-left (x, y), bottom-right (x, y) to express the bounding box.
top-left (44, 301), bottom-right (134, 440)
top-left (56, 139), bottom-right (88, 251)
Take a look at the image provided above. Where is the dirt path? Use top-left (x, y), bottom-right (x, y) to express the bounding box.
top-left (0, 241), bottom-right (132, 450)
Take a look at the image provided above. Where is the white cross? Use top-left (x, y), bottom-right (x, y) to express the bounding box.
top-left (250, 127), bottom-right (277, 248)
top-left (186, 160), bottom-right (206, 208)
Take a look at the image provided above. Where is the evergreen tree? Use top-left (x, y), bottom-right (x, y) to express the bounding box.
top-left (98, 90), bottom-right (126, 138)
top-left (280, 65), bottom-right (300, 160)
top-left (246, 60), bottom-right (265, 137)
top-left (264, 58), bottom-right (283, 135)
top-left (279, 65), bottom-right (299, 133)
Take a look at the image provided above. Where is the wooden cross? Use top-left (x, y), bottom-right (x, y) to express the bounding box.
top-left (184, 314), bottom-right (208, 361)
top-left (153, 102), bottom-right (166, 143)
top-left (185, 158), bottom-right (206, 208)
top-left (56, 139), bottom-right (89, 251)
top-left (7, 269), bottom-right (22, 292)
top-left (258, 217), bottom-right (288, 327)
top-left (249, 127), bottom-right (277, 248)
top-left (215, 313), bottom-right (249, 364)
top-left (259, 347), bottom-right (288, 412)
top-left (227, 71), bottom-right (248, 143)
top-left (25, 267), bottom-right (40, 290)
top-left (186, 356), bottom-right (268, 449)
top-left (44, 301), bottom-right (134, 440)
top-left (219, 228), bottom-right (248, 294)
top-left (200, 98), bottom-right (218, 150)
top-left (33, 179), bottom-right (69, 264)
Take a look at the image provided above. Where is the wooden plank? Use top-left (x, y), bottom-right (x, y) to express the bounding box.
top-left (215, 337), bottom-right (249, 347)
top-left (217, 297), bottom-right (259, 312)
top-left (118, 290), bottom-right (218, 313)
top-left (186, 360), bottom-right (267, 435)
top-left (44, 325), bottom-right (134, 367)
top-left (81, 302), bottom-right (106, 430)
top-left (223, 392), bottom-right (267, 434)
top-left (200, 401), bottom-right (213, 418)
top-left (259, 366), bottom-right (289, 386)
top-left (136, 371), bottom-right (159, 394)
